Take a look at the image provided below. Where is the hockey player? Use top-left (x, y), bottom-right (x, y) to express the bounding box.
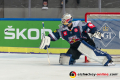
top-left (39, 13), bottom-right (115, 66)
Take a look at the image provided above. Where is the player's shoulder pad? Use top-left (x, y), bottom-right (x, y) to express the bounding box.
top-left (73, 20), bottom-right (87, 27)
top-left (72, 20), bottom-right (81, 27)
top-left (58, 26), bottom-right (68, 32)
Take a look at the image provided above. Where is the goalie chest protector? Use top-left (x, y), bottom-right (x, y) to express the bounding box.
top-left (58, 21), bottom-right (86, 44)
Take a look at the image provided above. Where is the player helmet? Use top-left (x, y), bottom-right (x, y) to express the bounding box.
top-left (61, 13), bottom-right (73, 27)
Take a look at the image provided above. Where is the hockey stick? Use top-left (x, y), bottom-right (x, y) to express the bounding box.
top-left (42, 22), bottom-right (50, 64)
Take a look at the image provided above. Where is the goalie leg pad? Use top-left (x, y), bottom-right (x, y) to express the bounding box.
top-left (77, 40), bottom-right (112, 66)
top-left (59, 53), bottom-right (74, 65)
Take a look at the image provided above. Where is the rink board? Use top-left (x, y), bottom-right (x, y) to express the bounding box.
top-left (0, 18), bottom-right (84, 48)
top-left (0, 47), bottom-right (120, 55)
top-left (0, 18), bottom-right (120, 55)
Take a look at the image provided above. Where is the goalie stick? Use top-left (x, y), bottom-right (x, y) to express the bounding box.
top-left (42, 22), bottom-right (50, 64)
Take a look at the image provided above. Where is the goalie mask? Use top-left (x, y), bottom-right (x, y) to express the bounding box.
top-left (61, 13), bottom-right (73, 27)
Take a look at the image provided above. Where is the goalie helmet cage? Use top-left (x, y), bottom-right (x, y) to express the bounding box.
top-left (84, 12), bottom-right (120, 63)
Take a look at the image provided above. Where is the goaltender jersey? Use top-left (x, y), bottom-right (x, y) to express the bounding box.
top-left (48, 20), bottom-right (96, 48)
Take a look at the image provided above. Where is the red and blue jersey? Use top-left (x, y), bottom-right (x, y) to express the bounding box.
top-left (48, 20), bottom-right (97, 44)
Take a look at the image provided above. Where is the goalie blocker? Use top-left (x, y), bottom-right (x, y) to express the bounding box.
top-left (59, 40), bottom-right (115, 66)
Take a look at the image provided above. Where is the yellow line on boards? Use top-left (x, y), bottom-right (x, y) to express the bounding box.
top-left (0, 47), bottom-right (120, 55)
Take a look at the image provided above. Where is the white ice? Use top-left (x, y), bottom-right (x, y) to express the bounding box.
top-left (0, 53), bottom-right (120, 80)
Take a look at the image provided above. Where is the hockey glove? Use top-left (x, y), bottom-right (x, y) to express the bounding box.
top-left (92, 31), bottom-right (104, 40)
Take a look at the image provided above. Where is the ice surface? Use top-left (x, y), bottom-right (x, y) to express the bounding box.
top-left (0, 53), bottom-right (120, 80)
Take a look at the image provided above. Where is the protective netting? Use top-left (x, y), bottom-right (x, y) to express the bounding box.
top-left (86, 13), bottom-right (120, 49)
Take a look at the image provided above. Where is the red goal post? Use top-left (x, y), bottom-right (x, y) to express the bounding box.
top-left (84, 12), bottom-right (120, 63)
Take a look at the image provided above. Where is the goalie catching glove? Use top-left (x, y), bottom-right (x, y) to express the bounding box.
top-left (91, 31), bottom-right (104, 40)
top-left (39, 33), bottom-right (51, 49)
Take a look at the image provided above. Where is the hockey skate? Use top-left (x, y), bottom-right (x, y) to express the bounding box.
top-left (108, 62), bottom-right (116, 66)
top-left (108, 62), bottom-right (115, 66)
top-left (107, 60), bottom-right (116, 66)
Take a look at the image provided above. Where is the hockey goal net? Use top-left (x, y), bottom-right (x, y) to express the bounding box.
top-left (85, 12), bottom-right (120, 63)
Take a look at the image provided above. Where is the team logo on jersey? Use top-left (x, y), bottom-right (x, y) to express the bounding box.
top-left (68, 35), bottom-right (80, 44)
top-left (74, 28), bottom-right (78, 32)
top-left (88, 22), bottom-right (95, 28)
top-left (63, 31), bottom-right (67, 36)
top-left (69, 71), bottom-right (76, 78)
